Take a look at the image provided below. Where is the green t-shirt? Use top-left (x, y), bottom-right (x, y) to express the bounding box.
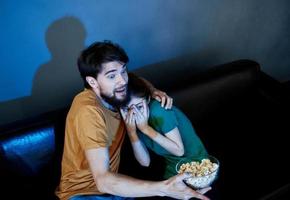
top-left (137, 100), bottom-right (208, 179)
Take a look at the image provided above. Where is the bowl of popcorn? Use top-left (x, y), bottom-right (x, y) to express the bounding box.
top-left (176, 155), bottom-right (219, 189)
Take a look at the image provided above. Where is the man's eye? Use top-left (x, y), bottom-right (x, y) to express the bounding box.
top-left (107, 74), bottom-right (115, 79)
top-left (137, 106), bottom-right (143, 110)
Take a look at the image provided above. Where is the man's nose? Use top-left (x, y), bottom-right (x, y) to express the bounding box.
top-left (117, 74), bottom-right (127, 85)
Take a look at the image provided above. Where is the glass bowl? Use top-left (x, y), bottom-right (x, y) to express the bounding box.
top-left (175, 155), bottom-right (220, 189)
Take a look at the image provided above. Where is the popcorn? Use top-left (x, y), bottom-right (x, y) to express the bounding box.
top-left (177, 158), bottom-right (219, 189)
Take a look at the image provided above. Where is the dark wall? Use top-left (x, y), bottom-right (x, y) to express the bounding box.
top-left (1, 0), bottom-right (290, 125)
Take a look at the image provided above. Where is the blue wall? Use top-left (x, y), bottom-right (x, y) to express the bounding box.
top-left (1, 0), bottom-right (290, 125)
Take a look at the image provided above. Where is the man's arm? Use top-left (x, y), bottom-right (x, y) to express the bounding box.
top-left (85, 147), bottom-right (210, 199)
top-left (85, 147), bottom-right (161, 197)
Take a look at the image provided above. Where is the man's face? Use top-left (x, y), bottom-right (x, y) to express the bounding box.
top-left (96, 61), bottom-right (129, 107)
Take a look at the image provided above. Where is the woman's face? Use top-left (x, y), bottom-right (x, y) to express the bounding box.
top-left (121, 96), bottom-right (149, 117)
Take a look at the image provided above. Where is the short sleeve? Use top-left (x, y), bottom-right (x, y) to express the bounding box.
top-left (74, 106), bottom-right (108, 150)
top-left (149, 101), bottom-right (178, 134)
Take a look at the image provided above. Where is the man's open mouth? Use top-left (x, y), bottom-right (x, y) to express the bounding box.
top-left (115, 86), bottom-right (127, 94)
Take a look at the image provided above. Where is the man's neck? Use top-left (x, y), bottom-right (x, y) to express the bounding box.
top-left (98, 97), bottom-right (117, 112)
top-left (90, 87), bottom-right (117, 112)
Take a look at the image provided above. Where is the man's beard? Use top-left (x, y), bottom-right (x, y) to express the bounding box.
top-left (100, 88), bottom-right (129, 108)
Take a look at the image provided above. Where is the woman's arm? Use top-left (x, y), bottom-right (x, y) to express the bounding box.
top-left (120, 108), bottom-right (150, 166)
top-left (141, 126), bottom-right (184, 157)
top-left (131, 138), bottom-right (151, 167)
top-left (134, 102), bottom-right (184, 156)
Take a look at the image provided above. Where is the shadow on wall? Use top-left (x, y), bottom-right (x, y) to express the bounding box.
top-left (31, 16), bottom-right (86, 111)
top-left (0, 16), bottom-right (233, 126)
top-left (0, 16), bottom-right (86, 125)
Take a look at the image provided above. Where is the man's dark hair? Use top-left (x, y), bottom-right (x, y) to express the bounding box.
top-left (77, 40), bottom-right (129, 88)
top-left (127, 73), bottom-right (151, 102)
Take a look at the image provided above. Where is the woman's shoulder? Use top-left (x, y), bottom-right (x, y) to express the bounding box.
top-left (149, 99), bottom-right (176, 116)
top-left (149, 99), bottom-right (164, 111)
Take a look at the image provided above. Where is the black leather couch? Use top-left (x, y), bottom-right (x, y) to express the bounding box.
top-left (1, 60), bottom-right (289, 200)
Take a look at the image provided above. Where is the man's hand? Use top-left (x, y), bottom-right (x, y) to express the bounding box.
top-left (161, 173), bottom-right (211, 200)
top-left (152, 89), bottom-right (173, 109)
top-left (136, 74), bottom-right (173, 109)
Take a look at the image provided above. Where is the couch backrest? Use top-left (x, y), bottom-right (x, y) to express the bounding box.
top-left (0, 108), bottom-right (67, 199)
top-left (0, 125), bottom-right (55, 176)
top-left (135, 59), bottom-right (260, 124)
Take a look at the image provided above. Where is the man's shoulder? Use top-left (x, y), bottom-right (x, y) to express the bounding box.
top-left (68, 89), bottom-right (104, 119)
top-left (73, 89), bottom-right (95, 103)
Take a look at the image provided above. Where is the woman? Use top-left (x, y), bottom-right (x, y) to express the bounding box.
top-left (120, 74), bottom-right (208, 179)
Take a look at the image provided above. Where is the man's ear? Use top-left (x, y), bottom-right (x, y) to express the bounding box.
top-left (86, 76), bottom-right (99, 89)
top-left (86, 76), bottom-right (100, 96)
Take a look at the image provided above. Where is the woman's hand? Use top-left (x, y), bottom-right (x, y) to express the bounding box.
top-left (134, 100), bottom-right (150, 132)
top-left (120, 108), bottom-right (136, 134)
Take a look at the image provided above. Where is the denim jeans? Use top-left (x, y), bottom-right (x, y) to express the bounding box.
top-left (69, 194), bottom-right (134, 200)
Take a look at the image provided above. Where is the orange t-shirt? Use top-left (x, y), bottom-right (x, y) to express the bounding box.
top-left (56, 89), bottom-right (125, 200)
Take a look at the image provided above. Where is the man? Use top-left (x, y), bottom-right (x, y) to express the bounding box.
top-left (55, 41), bottom-right (210, 200)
